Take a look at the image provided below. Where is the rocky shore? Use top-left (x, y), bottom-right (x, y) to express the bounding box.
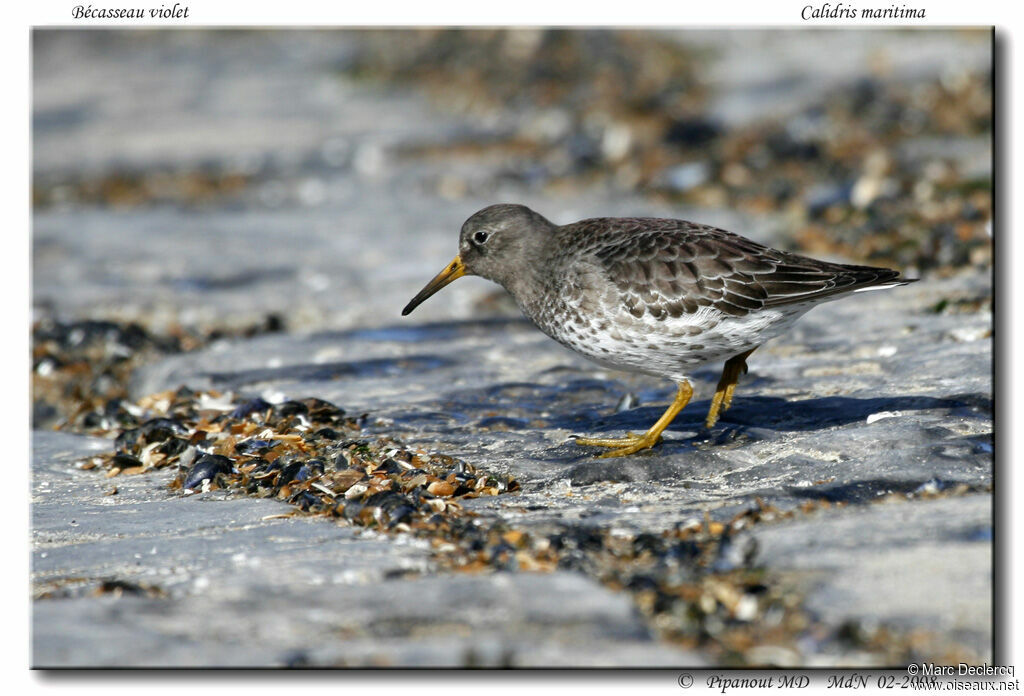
top-left (32, 29), bottom-right (992, 667)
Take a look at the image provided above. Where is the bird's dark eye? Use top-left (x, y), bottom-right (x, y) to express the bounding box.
top-left (473, 230), bottom-right (489, 245)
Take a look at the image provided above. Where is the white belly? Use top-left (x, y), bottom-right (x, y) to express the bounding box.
top-left (536, 302), bottom-right (814, 384)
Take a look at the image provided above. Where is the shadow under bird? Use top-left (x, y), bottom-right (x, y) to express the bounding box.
top-left (402, 204), bottom-right (916, 457)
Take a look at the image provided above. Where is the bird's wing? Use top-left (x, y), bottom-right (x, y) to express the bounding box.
top-left (568, 217), bottom-right (904, 319)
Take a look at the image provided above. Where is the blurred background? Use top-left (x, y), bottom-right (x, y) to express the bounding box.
top-left (32, 28), bottom-right (992, 429)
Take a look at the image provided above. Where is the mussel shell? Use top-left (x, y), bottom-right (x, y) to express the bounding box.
top-left (296, 459), bottom-right (325, 481)
top-left (313, 427), bottom-right (341, 440)
top-left (138, 417), bottom-right (187, 443)
top-left (290, 490), bottom-right (321, 511)
top-left (278, 459), bottom-right (306, 485)
top-left (230, 397), bottom-right (273, 419)
top-left (301, 398), bottom-right (346, 423)
top-left (156, 437), bottom-right (190, 457)
top-left (271, 401), bottom-right (309, 419)
top-left (111, 452), bottom-right (143, 469)
top-left (372, 458), bottom-right (404, 475)
top-left (114, 428), bottom-right (141, 453)
top-left (234, 438), bottom-right (274, 456)
top-left (183, 454), bottom-right (234, 489)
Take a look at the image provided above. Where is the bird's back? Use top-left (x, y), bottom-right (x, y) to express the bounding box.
top-left (553, 216), bottom-right (910, 322)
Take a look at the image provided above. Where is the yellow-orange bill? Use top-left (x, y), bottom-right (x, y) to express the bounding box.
top-left (401, 256), bottom-right (467, 316)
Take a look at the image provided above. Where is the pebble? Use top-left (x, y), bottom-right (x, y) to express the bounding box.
top-left (866, 411), bottom-right (902, 425)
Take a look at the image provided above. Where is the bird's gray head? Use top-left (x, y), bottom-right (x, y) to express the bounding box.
top-left (457, 204), bottom-right (553, 286)
top-left (402, 204), bottom-right (555, 316)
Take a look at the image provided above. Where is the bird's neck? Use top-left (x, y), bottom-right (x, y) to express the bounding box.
top-left (500, 241), bottom-right (567, 319)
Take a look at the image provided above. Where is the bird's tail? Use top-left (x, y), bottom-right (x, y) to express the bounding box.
top-left (851, 276), bottom-right (918, 293)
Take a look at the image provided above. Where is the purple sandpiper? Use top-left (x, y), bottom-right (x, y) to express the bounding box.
top-left (402, 204), bottom-right (915, 457)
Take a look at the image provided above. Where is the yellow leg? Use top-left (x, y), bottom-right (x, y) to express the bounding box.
top-left (705, 347), bottom-right (757, 429)
top-left (575, 381), bottom-right (694, 457)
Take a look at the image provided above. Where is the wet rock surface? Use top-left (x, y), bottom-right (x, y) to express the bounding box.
top-left (33, 431), bottom-right (695, 667)
top-left (746, 495), bottom-right (992, 655)
top-left (32, 30), bottom-right (992, 667)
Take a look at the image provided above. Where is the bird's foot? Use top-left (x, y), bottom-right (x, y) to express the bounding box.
top-left (574, 431), bottom-right (662, 458)
top-left (575, 381), bottom-right (692, 457)
top-left (704, 382), bottom-right (739, 429)
top-left (704, 349), bottom-right (756, 429)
